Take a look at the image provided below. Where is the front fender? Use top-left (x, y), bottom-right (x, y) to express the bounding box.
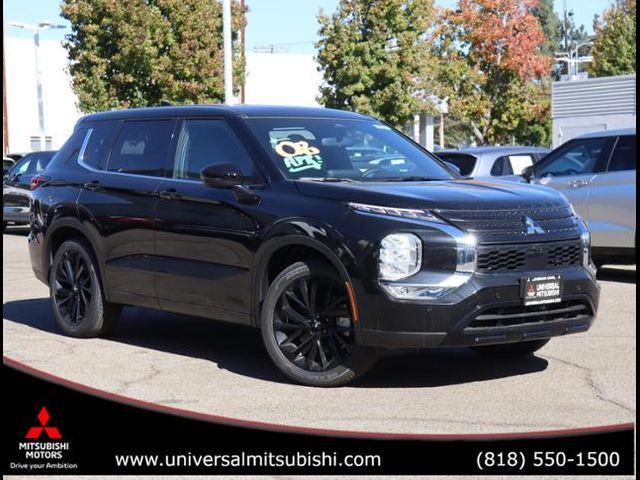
top-left (251, 217), bottom-right (358, 323)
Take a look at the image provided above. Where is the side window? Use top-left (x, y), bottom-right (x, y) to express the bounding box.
top-left (507, 154), bottom-right (534, 175)
top-left (46, 129), bottom-right (88, 168)
top-left (536, 138), bottom-right (607, 177)
top-left (80, 122), bottom-right (120, 170)
top-left (173, 119), bottom-right (257, 180)
top-left (107, 120), bottom-right (174, 176)
top-left (490, 156), bottom-right (513, 176)
top-left (607, 136), bottom-right (636, 172)
top-left (9, 157), bottom-right (32, 176)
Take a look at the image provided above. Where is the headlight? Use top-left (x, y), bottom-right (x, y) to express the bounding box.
top-left (379, 233), bottom-right (422, 281)
top-left (579, 219), bottom-right (591, 269)
top-left (379, 231), bottom-right (477, 301)
top-left (348, 202), bottom-right (444, 223)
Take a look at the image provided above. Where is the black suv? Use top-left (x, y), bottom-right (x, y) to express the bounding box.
top-left (28, 106), bottom-right (599, 387)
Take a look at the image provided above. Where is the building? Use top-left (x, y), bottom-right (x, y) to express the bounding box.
top-left (4, 37), bottom-right (81, 153)
top-left (551, 74), bottom-right (636, 148)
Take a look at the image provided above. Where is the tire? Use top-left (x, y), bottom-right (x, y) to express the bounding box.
top-left (260, 260), bottom-right (376, 387)
top-left (470, 339), bottom-right (549, 358)
top-left (49, 239), bottom-right (122, 338)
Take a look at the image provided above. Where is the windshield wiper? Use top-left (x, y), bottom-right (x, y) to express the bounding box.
top-left (298, 177), bottom-right (358, 183)
top-left (380, 176), bottom-right (442, 182)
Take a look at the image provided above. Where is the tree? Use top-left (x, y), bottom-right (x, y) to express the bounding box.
top-left (590, 0), bottom-right (636, 77)
top-left (316, 0), bottom-right (435, 127)
top-left (533, 0), bottom-right (561, 58)
top-left (433, 0), bottom-right (551, 145)
top-left (61, 0), bottom-right (246, 112)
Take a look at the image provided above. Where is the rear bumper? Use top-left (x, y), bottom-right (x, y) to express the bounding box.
top-left (357, 267), bottom-right (600, 348)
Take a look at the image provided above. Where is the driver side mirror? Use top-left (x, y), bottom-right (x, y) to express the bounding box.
top-left (200, 163), bottom-right (243, 189)
top-left (521, 165), bottom-right (535, 182)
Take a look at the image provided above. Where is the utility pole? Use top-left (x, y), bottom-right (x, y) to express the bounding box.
top-left (222, 0), bottom-right (233, 105)
top-left (3, 24), bottom-right (8, 155)
top-left (239, 0), bottom-right (245, 104)
top-left (563, 0), bottom-right (569, 75)
top-left (9, 21), bottom-right (65, 151)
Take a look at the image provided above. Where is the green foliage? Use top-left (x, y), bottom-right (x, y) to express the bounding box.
top-left (316, 0), bottom-right (435, 128)
top-left (590, 0), bottom-right (636, 77)
top-left (61, 0), bottom-right (246, 112)
top-left (533, 0), bottom-right (561, 58)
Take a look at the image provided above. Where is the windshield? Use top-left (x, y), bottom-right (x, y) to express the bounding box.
top-left (245, 118), bottom-right (453, 182)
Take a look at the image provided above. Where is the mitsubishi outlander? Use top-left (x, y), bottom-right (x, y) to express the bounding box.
top-left (28, 106), bottom-right (600, 387)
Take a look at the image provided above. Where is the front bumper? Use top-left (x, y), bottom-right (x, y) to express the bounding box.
top-left (357, 266), bottom-right (600, 348)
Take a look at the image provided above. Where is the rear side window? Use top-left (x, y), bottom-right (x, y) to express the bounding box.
top-left (106, 120), bottom-right (174, 176)
top-left (47, 129), bottom-right (88, 168)
top-left (173, 119), bottom-right (256, 180)
top-left (80, 122), bottom-right (120, 170)
top-left (490, 156), bottom-right (513, 176)
top-left (492, 154), bottom-right (534, 176)
top-left (607, 136), bottom-right (636, 172)
top-left (437, 154), bottom-right (477, 176)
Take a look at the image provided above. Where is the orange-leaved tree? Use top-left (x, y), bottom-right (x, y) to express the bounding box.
top-left (434, 0), bottom-right (552, 145)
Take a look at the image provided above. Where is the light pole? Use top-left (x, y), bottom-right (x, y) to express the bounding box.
top-left (222, 0), bottom-right (233, 105)
top-left (9, 21), bottom-right (66, 151)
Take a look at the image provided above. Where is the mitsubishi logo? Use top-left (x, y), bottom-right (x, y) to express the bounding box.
top-left (523, 216), bottom-right (545, 235)
top-left (25, 407), bottom-right (62, 440)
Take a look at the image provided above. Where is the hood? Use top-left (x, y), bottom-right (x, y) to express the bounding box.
top-left (294, 178), bottom-right (569, 212)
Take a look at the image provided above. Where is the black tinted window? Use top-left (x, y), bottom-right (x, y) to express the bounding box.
top-left (173, 119), bottom-right (256, 180)
top-left (490, 156), bottom-right (513, 176)
top-left (24, 152), bottom-right (56, 174)
top-left (47, 129), bottom-right (87, 168)
top-left (107, 120), bottom-right (174, 176)
top-left (81, 122), bottom-right (120, 170)
top-left (608, 136), bottom-right (636, 172)
top-left (537, 138), bottom-right (607, 177)
top-left (437, 154), bottom-right (477, 176)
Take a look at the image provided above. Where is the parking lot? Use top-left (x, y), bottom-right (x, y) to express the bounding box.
top-left (2, 228), bottom-right (636, 434)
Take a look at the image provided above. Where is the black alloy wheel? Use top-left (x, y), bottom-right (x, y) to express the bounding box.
top-left (274, 275), bottom-right (355, 372)
top-left (53, 249), bottom-right (93, 326)
top-left (49, 239), bottom-right (121, 337)
top-left (261, 261), bottom-right (376, 387)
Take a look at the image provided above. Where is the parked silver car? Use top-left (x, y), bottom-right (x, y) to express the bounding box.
top-left (437, 146), bottom-right (550, 178)
top-left (521, 128), bottom-right (636, 266)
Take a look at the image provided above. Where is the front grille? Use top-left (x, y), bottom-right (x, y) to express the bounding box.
top-left (467, 300), bottom-right (592, 329)
top-left (435, 205), bottom-right (580, 243)
top-left (477, 239), bottom-right (582, 272)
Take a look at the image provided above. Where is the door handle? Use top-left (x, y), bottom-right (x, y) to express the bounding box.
top-left (158, 188), bottom-right (182, 200)
top-left (83, 180), bottom-right (101, 191)
top-left (568, 179), bottom-right (590, 188)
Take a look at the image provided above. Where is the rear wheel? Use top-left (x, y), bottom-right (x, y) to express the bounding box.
top-left (261, 260), bottom-right (376, 387)
top-left (49, 239), bottom-right (122, 337)
top-left (470, 339), bottom-right (549, 357)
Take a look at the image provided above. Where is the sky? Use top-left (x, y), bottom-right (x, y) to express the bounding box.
top-left (4, 0), bottom-right (615, 54)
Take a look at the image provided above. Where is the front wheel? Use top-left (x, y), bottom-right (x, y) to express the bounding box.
top-left (470, 339), bottom-right (549, 357)
top-left (260, 261), bottom-right (376, 387)
top-left (49, 239), bottom-right (122, 338)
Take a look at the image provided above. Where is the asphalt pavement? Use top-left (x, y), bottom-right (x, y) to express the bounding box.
top-left (3, 228), bottom-right (636, 434)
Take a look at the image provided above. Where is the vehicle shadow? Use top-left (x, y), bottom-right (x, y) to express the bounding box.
top-left (597, 266), bottom-right (636, 284)
top-left (3, 298), bottom-right (548, 388)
